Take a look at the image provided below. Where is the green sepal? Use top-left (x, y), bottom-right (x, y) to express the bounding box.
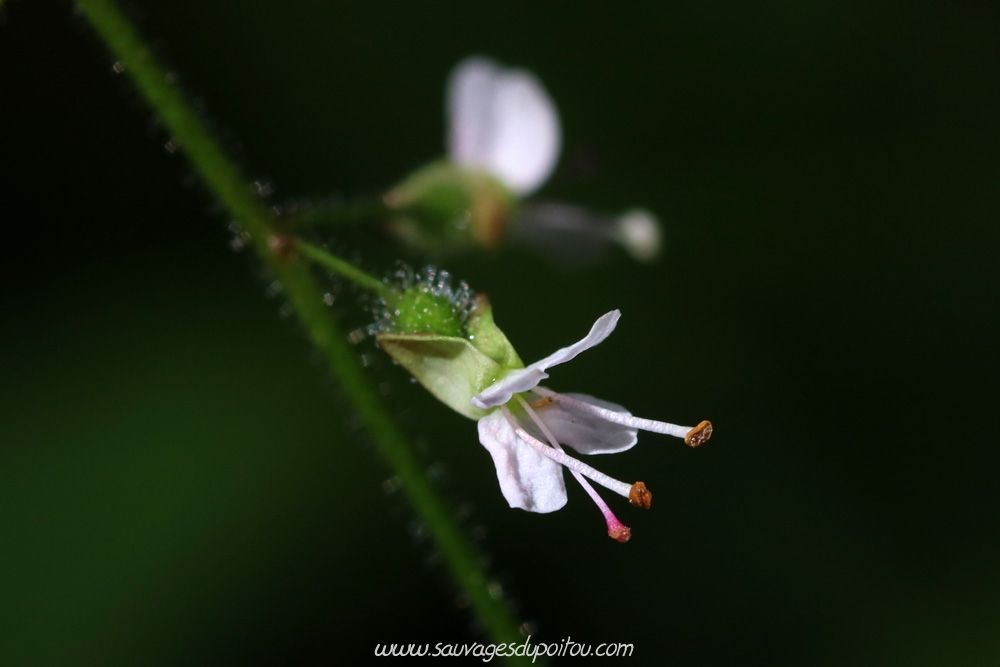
top-left (376, 295), bottom-right (524, 420)
top-left (466, 295), bottom-right (522, 368)
top-left (377, 332), bottom-right (503, 420)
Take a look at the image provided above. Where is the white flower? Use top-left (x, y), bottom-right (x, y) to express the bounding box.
top-left (447, 56), bottom-right (561, 197)
top-left (472, 310), bottom-right (712, 542)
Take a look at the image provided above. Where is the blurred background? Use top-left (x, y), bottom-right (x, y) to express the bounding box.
top-left (3, 1), bottom-right (999, 664)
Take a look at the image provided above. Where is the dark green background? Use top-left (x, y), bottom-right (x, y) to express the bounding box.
top-left (3, 1), bottom-right (998, 664)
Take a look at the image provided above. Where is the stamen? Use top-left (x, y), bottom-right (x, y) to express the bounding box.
top-left (516, 397), bottom-right (632, 543)
top-left (684, 420), bottom-right (713, 447)
top-left (500, 405), bottom-right (633, 500)
top-left (533, 387), bottom-right (709, 443)
top-left (628, 482), bottom-right (652, 509)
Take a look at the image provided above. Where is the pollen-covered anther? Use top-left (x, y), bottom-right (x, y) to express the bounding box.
top-left (608, 524), bottom-right (632, 543)
top-left (684, 420), bottom-right (713, 448)
top-left (530, 396), bottom-right (555, 409)
top-left (628, 481), bottom-right (652, 509)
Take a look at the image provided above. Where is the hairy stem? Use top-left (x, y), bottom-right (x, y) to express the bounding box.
top-left (290, 198), bottom-right (392, 229)
top-left (295, 239), bottom-right (397, 301)
top-left (74, 0), bottom-right (529, 659)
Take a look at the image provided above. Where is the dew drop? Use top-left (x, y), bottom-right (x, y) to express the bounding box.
top-left (407, 520), bottom-right (428, 543)
top-left (164, 137), bottom-right (179, 154)
top-left (252, 180), bottom-right (275, 198)
top-left (264, 281), bottom-right (282, 298)
top-left (426, 461), bottom-right (447, 482)
top-left (347, 328), bottom-right (366, 344)
top-left (381, 476), bottom-right (401, 495)
top-left (456, 503), bottom-right (475, 521)
top-left (322, 293), bottom-right (334, 306)
top-left (111, 61), bottom-right (125, 74)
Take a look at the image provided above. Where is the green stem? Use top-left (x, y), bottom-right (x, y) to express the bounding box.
top-left (295, 239), bottom-right (397, 301)
top-left (74, 0), bottom-right (530, 661)
top-left (290, 198), bottom-right (392, 229)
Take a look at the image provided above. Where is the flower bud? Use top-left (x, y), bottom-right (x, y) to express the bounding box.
top-left (383, 162), bottom-right (515, 254)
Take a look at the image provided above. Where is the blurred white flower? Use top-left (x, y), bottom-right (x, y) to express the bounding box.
top-left (447, 56), bottom-right (561, 197)
top-left (385, 56), bottom-right (662, 261)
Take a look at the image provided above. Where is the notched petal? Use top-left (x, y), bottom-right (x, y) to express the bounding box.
top-left (477, 410), bottom-right (567, 513)
top-left (446, 56), bottom-right (560, 196)
top-left (472, 367), bottom-right (548, 410)
top-left (534, 392), bottom-right (637, 455)
top-left (527, 310), bottom-right (620, 372)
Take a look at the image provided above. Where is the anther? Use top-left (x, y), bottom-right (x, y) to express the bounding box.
top-left (608, 523), bottom-right (632, 543)
top-left (530, 396), bottom-right (555, 409)
top-left (628, 482), bottom-right (652, 509)
top-left (684, 420), bottom-right (713, 448)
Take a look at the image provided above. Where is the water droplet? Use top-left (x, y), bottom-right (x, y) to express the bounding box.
top-left (407, 520), bottom-right (428, 543)
top-left (164, 137), bottom-right (179, 154)
top-left (381, 476), bottom-right (401, 495)
top-left (111, 61), bottom-right (125, 74)
top-left (348, 328), bottom-right (366, 344)
top-left (264, 281), bottom-right (282, 298)
top-left (426, 461), bottom-right (447, 482)
top-left (456, 503), bottom-right (475, 521)
top-left (487, 581), bottom-right (504, 600)
top-left (323, 293), bottom-right (334, 306)
top-left (252, 180), bottom-right (274, 198)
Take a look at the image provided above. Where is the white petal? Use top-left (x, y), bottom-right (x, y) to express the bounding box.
top-left (471, 367), bottom-right (548, 410)
top-left (535, 392), bottom-right (637, 455)
top-left (528, 310), bottom-right (620, 372)
top-left (484, 71), bottom-right (560, 195)
top-left (470, 310), bottom-right (620, 410)
top-left (477, 410), bottom-right (567, 513)
top-left (447, 57), bottom-right (501, 171)
top-left (446, 56), bottom-right (561, 196)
